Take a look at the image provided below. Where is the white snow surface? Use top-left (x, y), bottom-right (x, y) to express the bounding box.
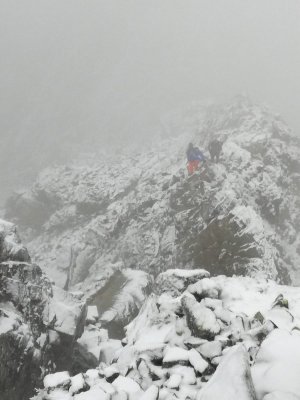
top-left (252, 329), bottom-right (300, 399)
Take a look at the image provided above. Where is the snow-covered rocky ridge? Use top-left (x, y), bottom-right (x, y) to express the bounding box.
top-left (2, 97), bottom-right (300, 399)
top-left (6, 96), bottom-right (300, 292)
top-left (33, 269), bottom-right (300, 400)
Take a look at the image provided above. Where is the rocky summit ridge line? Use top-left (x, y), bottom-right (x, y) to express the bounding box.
top-left (6, 96), bottom-right (300, 292)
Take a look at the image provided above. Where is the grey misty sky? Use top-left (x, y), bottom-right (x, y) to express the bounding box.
top-left (0, 0), bottom-right (300, 153)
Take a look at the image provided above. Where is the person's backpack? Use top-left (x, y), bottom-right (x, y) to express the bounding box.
top-left (194, 147), bottom-right (205, 161)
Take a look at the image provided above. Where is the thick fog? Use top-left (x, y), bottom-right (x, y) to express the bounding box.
top-left (0, 0), bottom-right (300, 203)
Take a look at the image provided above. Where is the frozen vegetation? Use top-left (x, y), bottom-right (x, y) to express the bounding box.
top-left (1, 97), bottom-right (300, 399)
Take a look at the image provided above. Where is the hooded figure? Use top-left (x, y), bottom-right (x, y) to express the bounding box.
top-left (186, 143), bottom-right (205, 175)
top-left (208, 139), bottom-right (222, 163)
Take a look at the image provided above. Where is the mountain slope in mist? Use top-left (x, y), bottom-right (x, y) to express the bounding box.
top-left (2, 97), bottom-right (300, 400)
top-left (6, 97), bottom-right (299, 293)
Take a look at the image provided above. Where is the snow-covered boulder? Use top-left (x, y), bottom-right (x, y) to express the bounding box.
top-left (187, 277), bottom-right (221, 300)
top-left (188, 348), bottom-right (209, 374)
top-left (69, 374), bottom-right (88, 395)
top-left (163, 346), bottom-right (190, 367)
top-left (44, 286), bottom-right (86, 339)
top-left (252, 329), bottom-right (300, 399)
top-left (197, 345), bottom-right (257, 400)
top-left (156, 269), bottom-right (210, 297)
top-left (198, 341), bottom-right (222, 359)
top-left (44, 371), bottom-right (71, 390)
top-left (181, 295), bottom-right (221, 339)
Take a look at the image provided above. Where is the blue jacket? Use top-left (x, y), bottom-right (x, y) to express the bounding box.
top-left (187, 146), bottom-right (205, 162)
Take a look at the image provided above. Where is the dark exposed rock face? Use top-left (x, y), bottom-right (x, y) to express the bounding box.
top-left (0, 219), bottom-right (86, 400)
top-left (0, 316), bottom-right (41, 400)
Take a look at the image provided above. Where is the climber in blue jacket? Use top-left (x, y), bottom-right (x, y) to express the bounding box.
top-left (186, 143), bottom-right (206, 174)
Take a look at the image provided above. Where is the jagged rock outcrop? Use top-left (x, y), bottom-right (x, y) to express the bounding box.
top-left (0, 219), bottom-right (30, 262)
top-left (5, 98), bottom-right (299, 291)
top-left (0, 219), bottom-right (86, 400)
